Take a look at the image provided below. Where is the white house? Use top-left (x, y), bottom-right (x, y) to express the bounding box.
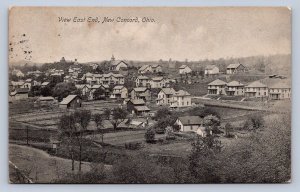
top-left (138, 65), bottom-right (153, 74)
top-left (269, 81), bottom-right (291, 100)
top-left (179, 65), bottom-right (192, 74)
top-left (156, 88), bottom-right (176, 106)
top-left (109, 55), bottom-right (128, 71)
top-left (207, 79), bottom-right (227, 95)
top-left (226, 63), bottom-right (246, 74)
top-left (110, 85), bottom-right (128, 99)
top-left (136, 75), bottom-right (151, 87)
top-left (174, 116), bottom-right (203, 132)
top-left (150, 77), bottom-right (166, 88)
top-left (226, 81), bottom-right (244, 96)
top-left (245, 81), bottom-right (268, 98)
top-left (204, 65), bottom-right (219, 75)
top-left (170, 90), bottom-right (192, 108)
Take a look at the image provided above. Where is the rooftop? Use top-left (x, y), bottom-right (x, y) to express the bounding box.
top-left (177, 116), bottom-right (202, 125)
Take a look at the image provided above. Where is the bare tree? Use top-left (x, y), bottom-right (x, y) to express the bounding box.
top-left (74, 110), bottom-right (92, 171)
top-left (58, 113), bottom-right (77, 171)
top-left (94, 113), bottom-right (105, 143)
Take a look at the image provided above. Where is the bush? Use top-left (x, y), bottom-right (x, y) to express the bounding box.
top-left (243, 114), bottom-right (264, 131)
top-left (145, 128), bottom-right (156, 143)
top-left (125, 142), bottom-right (142, 150)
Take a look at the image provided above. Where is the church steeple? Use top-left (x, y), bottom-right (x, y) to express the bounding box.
top-left (111, 54), bottom-right (115, 61)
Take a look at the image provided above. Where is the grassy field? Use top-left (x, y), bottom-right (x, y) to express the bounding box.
top-left (9, 144), bottom-right (91, 183)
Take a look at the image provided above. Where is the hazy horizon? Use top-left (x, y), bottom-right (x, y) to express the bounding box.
top-left (9, 7), bottom-right (291, 64)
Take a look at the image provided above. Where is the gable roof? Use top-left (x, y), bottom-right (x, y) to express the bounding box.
top-left (177, 116), bottom-right (202, 125)
top-left (208, 79), bottom-right (227, 86)
top-left (60, 95), bottom-right (80, 105)
top-left (114, 85), bottom-right (125, 90)
top-left (173, 90), bottom-right (191, 97)
top-left (129, 99), bottom-right (145, 105)
top-left (133, 87), bottom-right (148, 92)
top-left (227, 81), bottom-right (244, 87)
top-left (245, 81), bottom-right (267, 88)
top-left (139, 65), bottom-right (151, 71)
top-left (111, 60), bottom-right (128, 66)
top-left (134, 105), bottom-right (150, 112)
top-left (179, 65), bottom-right (189, 69)
top-left (152, 64), bottom-right (161, 68)
top-left (160, 88), bottom-right (176, 95)
top-left (205, 65), bottom-right (218, 70)
top-left (41, 82), bottom-right (50, 86)
top-left (227, 63), bottom-right (243, 69)
top-left (269, 81), bottom-right (291, 89)
top-left (137, 75), bottom-right (149, 80)
top-left (152, 76), bottom-right (164, 81)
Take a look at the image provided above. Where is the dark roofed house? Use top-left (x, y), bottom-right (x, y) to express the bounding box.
top-left (9, 88), bottom-right (29, 101)
top-left (130, 87), bottom-right (151, 101)
top-left (226, 63), bottom-right (246, 74)
top-left (126, 99), bottom-right (150, 116)
top-left (59, 95), bottom-right (82, 109)
top-left (175, 116), bottom-right (203, 132)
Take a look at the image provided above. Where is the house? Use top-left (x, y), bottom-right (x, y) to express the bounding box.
top-left (138, 65), bottom-right (153, 74)
top-left (20, 80), bottom-right (32, 90)
top-left (135, 75), bottom-right (151, 87)
top-left (126, 99), bottom-right (150, 116)
top-left (156, 88), bottom-right (176, 106)
top-left (150, 77), bottom-right (166, 88)
top-left (170, 90), bottom-right (192, 108)
top-left (179, 65), bottom-right (192, 74)
top-left (268, 81), bottom-right (291, 100)
top-left (75, 84), bottom-right (91, 97)
top-left (245, 81), bottom-right (268, 98)
top-left (226, 81), bottom-right (244, 96)
top-left (130, 87), bottom-right (151, 101)
top-left (226, 63), bottom-right (246, 74)
top-left (12, 69), bottom-right (24, 78)
top-left (34, 96), bottom-right (57, 107)
top-left (204, 65), bottom-right (219, 75)
top-left (152, 65), bottom-right (163, 73)
top-left (10, 88), bottom-right (29, 101)
top-left (41, 82), bottom-right (50, 88)
top-left (109, 55), bottom-right (128, 71)
top-left (207, 79), bottom-right (227, 95)
top-left (174, 116), bottom-right (203, 132)
top-left (110, 85), bottom-right (128, 99)
top-left (10, 81), bottom-right (25, 90)
top-left (102, 73), bottom-right (125, 85)
top-left (59, 95), bottom-right (82, 109)
top-left (89, 85), bottom-right (106, 100)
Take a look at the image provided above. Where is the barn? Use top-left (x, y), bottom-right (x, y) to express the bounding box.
top-left (59, 95), bottom-right (82, 109)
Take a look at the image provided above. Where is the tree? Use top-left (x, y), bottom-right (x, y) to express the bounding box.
top-left (154, 107), bottom-right (172, 121)
top-left (93, 88), bottom-right (106, 100)
top-left (203, 115), bottom-right (220, 134)
top-left (58, 113), bottom-right (77, 171)
top-left (243, 113), bottom-right (264, 131)
top-left (74, 110), bottom-right (92, 171)
top-left (40, 86), bottom-right (52, 96)
top-left (110, 107), bottom-right (128, 130)
top-left (224, 123), bottom-right (234, 138)
top-left (94, 113), bottom-right (105, 143)
top-left (145, 128), bottom-right (156, 143)
top-left (165, 126), bottom-right (175, 140)
top-left (103, 108), bottom-right (111, 120)
top-left (52, 82), bottom-right (77, 101)
top-left (189, 135), bottom-right (222, 183)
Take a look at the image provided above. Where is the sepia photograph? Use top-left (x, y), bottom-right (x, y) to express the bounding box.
top-left (8, 7), bottom-right (291, 184)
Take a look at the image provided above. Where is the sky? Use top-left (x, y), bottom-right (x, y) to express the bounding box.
top-left (9, 7), bottom-right (291, 63)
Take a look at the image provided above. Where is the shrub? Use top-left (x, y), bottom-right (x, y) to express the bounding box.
top-left (125, 142), bottom-right (142, 150)
top-left (145, 128), bottom-right (156, 143)
top-left (243, 114), bottom-right (264, 131)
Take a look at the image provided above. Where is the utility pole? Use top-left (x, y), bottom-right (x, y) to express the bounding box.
top-left (26, 126), bottom-right (29, 145)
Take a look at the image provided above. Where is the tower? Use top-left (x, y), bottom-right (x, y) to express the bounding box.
top-left (111, 54), bottom-right (115, 61)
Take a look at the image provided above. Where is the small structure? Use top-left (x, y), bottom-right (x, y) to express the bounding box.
top-left (10, 88), bottom-right (29, 101)
top-left (226, 63), bottom-right (246, 74)
top-left (41, 82), bottom-right (50, 88)
top-left (174, 116), bottom-right (203, 132)
top-left (207, 79), bottom-right (227, 95)
top-left (126, 99), bottom-right (150, 116)
top-left (204, 65), bottom-right (219, 75)
top-left (59, 95), bottom-right (82, 109)
top-left (179, 65), bottom-right (192, 74)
